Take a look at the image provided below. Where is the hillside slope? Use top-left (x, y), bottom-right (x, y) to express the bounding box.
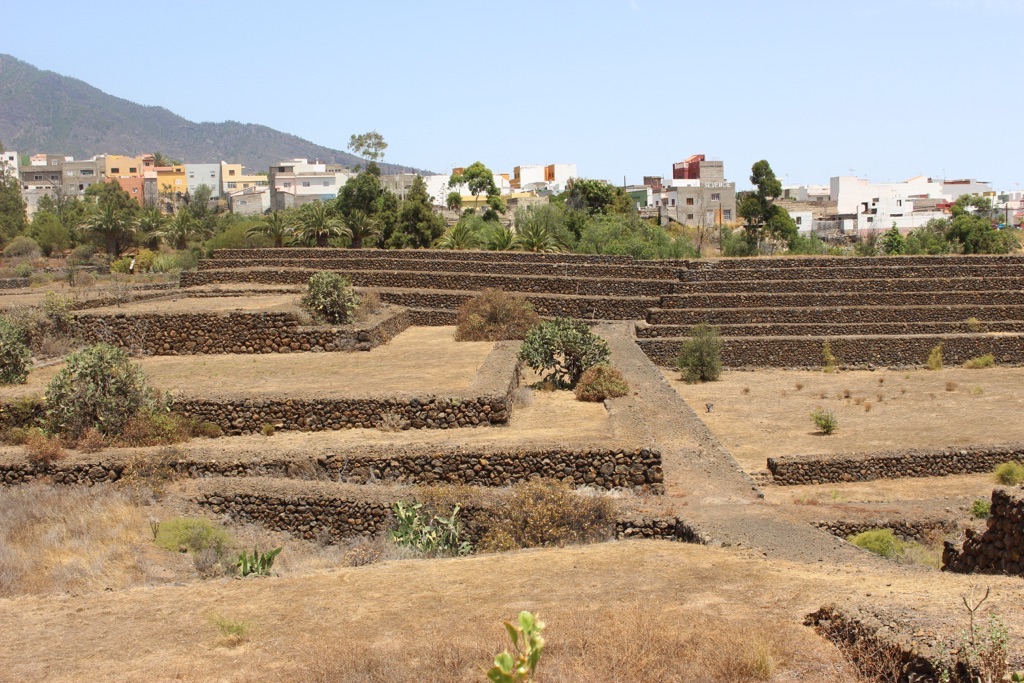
top-left (0, 54), bottom-right (421, 174)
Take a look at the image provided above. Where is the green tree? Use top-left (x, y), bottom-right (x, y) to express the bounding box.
top-left (0, 141), bottom-right (27, 241)
top-left (514, 206), bottom-right (561, 253)
top-left (450, 162), bottom-right (505, 220)
top-left (392, 176), bottom-right (445, 248)
top-left (435, 215), bottom-right (484, 250)
top-left (519, 318), bottom-right (611, 389)
top-left (28, 211), bottom-right (71, 256)
top-left (676, 324), bottom-right (722, 383)
top-left (946, 195), bottom-right (1017, 254)
top-left (737, 160), bottom-right (796, 251)
top-left (294, 201), bottom-right (348, 247)
top-left (342, 209), bottom-right (381, 249)
top-left (157, 211), bottom-right (211, 250)
top-left (246, 210), bottom-right (293, 248)
top-left (136, 205), bottom-right (169, 247)
top-left (347, 130), bottom-right (388, 164)
top-left (905, 219), bottom-right (952, 255)
top-left (879, 224), bottom-right (906, 254)
top-left (446, 191), bottom-right (463, 212)
top-left (334, 167), bottom-right (398, 248)
top-left (83, 197), bottom-right (138, 255)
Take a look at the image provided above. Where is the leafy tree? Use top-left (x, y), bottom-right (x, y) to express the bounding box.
top-left (342, 209), bottom-right (381, 249)
top-left (446, 191), bottom-right (462, 212)
top-left (157, 211), bottom-right (210, 250)
top-left (334, 167), bottom-right (398, 248)
top-left (450, 162), bottom-right (505, 221)
top-left (905, 219), bottom-right (952, 255)
top-left (737, 160), bottom-right (796, 251)
top-left (676, 324), bottom-right (722, 383)
top-left (0, 317), bottom-right (30, 384)
top-left (246, 210), bottom-right (293, 248)
top-left (28, 211), bottom-right (71, 256)
top-left (0, 141), bottom-right (27, 241)
top-left (946, 195), bottom-right (1018, 254)
top-left (518, 318), bottom-right (611, 389)
top-left (879, 224), bottom-right (906, 254)
top-left (294, 201), bottom-right (348, 247)
top-left (389, 175), bottom-right (445, 248)
top-left (45, 343), bottom-right (155, 438)
top-left (83, 197), bottom-right (138, 255)
top-left (301, 271), bottom-right (360, 324)
top-left (559, 178), bottom-right (635, 217)
top-left (347, 130), bottom-right (388, 164)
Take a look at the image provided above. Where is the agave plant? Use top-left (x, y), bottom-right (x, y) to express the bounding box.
top-left (236, 546), bottom-right (282, 577)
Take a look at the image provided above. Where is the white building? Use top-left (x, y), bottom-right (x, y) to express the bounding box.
top-left (186, 163), bottom-right (222, 198)
top-left (268, 159), bottom-right (355, 211)
top-left (831, 175), bottom-right (951, 233)
top-left (510, 163), bottom-right (578, 193)
top-left (782, 184), bottom-right (831, 202)
top-left (0, 149), bottom-right (17, 179)
top-left (228, 186), bottom-right (271, 216)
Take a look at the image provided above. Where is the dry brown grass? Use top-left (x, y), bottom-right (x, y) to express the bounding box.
top-left (0, 484), bottom-right (146, 596)
top-left (23, 429), bottom-right (65, 464)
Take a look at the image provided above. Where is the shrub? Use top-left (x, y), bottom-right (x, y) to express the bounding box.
top-left (0, 317), bottom-right (30, 384)
top-left (14, 263), bottom-right (33, 278)
top-left (110, 257), bottom-right (132, 274)
top-left (675, 324), bottom-right (722, 383)
top-left (45, 343), bottom-right (154, 439)
top-left (479, 479), bottom-right (614, 551)
top-left (301, 271), bottom-right (360, 324)
top-left (3, 427), bottom-right (28, 445)
top-left (236, 546), bottom-right (282, 577)
top-left (811, 408), bottom-right (838, 435)
top-left (963, 353), bottom-right (995, 369)
top-left (155, 517), bottom-right (231, 555)
top-left (23, 428), bottom-right (65, 464)
top-left (848, 529), bottom-right (904, 558)
top-left (945, 381), bottom-right (958, 392)
top-left (42, 291), bottom-right (74, 332)
top-left (75, 428), bottom-right (107, 453)
top-left (260, 422), bottom-right (276, 437)
top-left (822, 341), bottom-right (838, 373)
top-left (210, 614), bottom-right (251, 647)
top-left (111, 409), bottom-right (193, 447)
top-left (927, 344), bottom-right (943, 370)
top-left (193, 421), bottom-right (223, 439)
top-left (455, 289), bottom-right (540, 341)
top-left (389, 500), bottom-right (472, 557)
top-left (150, 250), bottom-right (199, 273)
top-left (4, 236), bottom-right (41, 259)
top-left (487, 611), bottom-right (545, 683)
top-left (519, 318), bottom-right (610, 389)
top-left (353, 289), bottom-right (384, 322)
top-left (966, 317), bottom-right (985, 333)
top-left (134, 248), bottom-right (156, 272)
top-left (971, 499), bottom-right (991, 519)
top-left (67, 244), bottom-right (95, 266)
top-left (574, 365), bottom-right (630, 402)
top-left (994, 461), bottom-right (1024, 486)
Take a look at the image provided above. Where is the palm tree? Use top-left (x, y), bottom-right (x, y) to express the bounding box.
top-left (247, 210), bottom-right (293, 248)
top-left (293, 202), bottom-right (349, 247)
top-left (484, 224), bottom-right (518, 251)
top-left (515, 220), bottom-right (561, 253)
top-left (434, 219), bottom-right (481, 250)
top-left (343, 209), bottom-right (381, 249)
top-left (136, 206), bottom-right (168, 247)
top-left (83, 202), bottom-right (137, 255)
top-left (156, 211), bottom-right (210, 250)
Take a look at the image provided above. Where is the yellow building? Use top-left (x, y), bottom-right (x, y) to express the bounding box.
top-left (221, 161), bottom-right (268, 196)
top-left (156, 165), bottom-right (187, 199)
top-left (105, 154), bottom-right (154, 178)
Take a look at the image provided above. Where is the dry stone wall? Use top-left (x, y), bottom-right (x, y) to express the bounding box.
top-left (674, 277), bottom-right (1024, 294)
top-left (660, 290), bottom-right (1024, 309)
top-left (816, 518), bottom-right (958, 543)
top-left (640, 334), bottom-right (1024, 368)
top-left (71, 308), bottom-right (410, 355)
top-left (637, 321), bottom-right (1024, 339)
top-left (182, 268), bottom-right (671, 297)
top-left (943, 487), bottom-right (1024, 576)
top-left (686, 263), bottom-right (1022, 282)
top-left (767, 445), bottom-right (1024, 485)
top-left (614, 516), bottom-right (707, 543)
top-left (685, 255), bottom-right (1024, 270)
top-left (0, 278), bottom-right (28, 290)
top-left (378, 290), bottom-right (655, 321)
top-left (646, 304), bottom-right (1024, 326)
top-left (212, 248), bottom-right (635, 265)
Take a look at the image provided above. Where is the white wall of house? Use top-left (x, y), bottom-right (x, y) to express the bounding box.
top-left (186, 163), bottom-right (222, 198)
top-left (791, 210), bottom-right (814, 234)
top-left (229, 187), bottom-right (270, 215)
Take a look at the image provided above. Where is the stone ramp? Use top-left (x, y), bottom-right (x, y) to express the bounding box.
top-left (594, 321), bottom-right (878, 564)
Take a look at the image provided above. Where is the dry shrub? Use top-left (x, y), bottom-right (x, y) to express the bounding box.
top-left (842, 388), bottom-right (851, 398)
top-left (512, 387), bottom-right (534, 408)
top-left (377, 411), bottom-right (407, 432)
top-left (794, 382), bottom-right (804, 391)
top-left (742, 386), bottom-right (750, 395)
top-left (853, 396), bottom-right (865, 405)
top-left (342, 536), bottom-right (387, 567)
top-left (23, 428), bottom-right (65, 464)
top-left (945, 381), bottom-right (959, 392)
top-left (454, 289), bottom-right (539, 341)
top-left (480, 480), bottom-right (614, 551)
top-left (111, 410), bottom-right (193, 448)
top-left (574, 365), bottom-right (630, 402)
top-left (193, 421), bottom-right (223, 438)
top-left (863, 401), bottom-right (873, 413)
top-left (119, 447), bottom-right (181, 498)
top-left (0, 484), bottom-right (146, 596)
top-left (353, 289), bottom-right (383, 322)
top-left (76, 428), bottom-right (107, 453)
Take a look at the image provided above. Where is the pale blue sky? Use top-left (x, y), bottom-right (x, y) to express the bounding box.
top-left (4, 0), bottom-right (1023, 190)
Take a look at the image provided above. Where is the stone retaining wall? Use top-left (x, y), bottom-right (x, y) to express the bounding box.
top-left (646, 304), bottom-right (1024, 326)
top-left (640, 334), bottom-right (1024, 368)
top-left (637, 321), bottom-right (1024, 339)
top-left (674, 276), bottom-right (1024, 294)
top-left (71, 308), bottom-right (410, 355)
top-left (687, 264), bottom-right (1022, 282)
top-left (943, 487), bottom-right (1024, 576)
top-left (378, 290), bottom-right (654, 321)
top-left (686, 255), bottom-right (1024, 270)
top-left (767, 445), bottom-right (1024, 485)
top-left (614, 516), bottom-right (707, 543)
top-left (0, 278), bottom-right (29, 290)
top-left (182, 268), bottom-right (671, 297)
top-left (211, 248), bottom-right (636, 264)
top-left (660, 290), bottom-right (1024, 309)
top-left (816, 518), bottom-right (958, 543)
top-left (324, 447), bottom-right (663, 492)
top-left (201, 257), bottom-right (681, 281)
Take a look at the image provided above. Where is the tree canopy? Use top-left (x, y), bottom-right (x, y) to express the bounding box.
top-left (347, 131), bottom-right (388, 164)
top-left (737, 160), bottom-right (796, 250)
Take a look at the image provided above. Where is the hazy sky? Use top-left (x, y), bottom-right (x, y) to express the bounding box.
top-left (4, 0), bottom-right (1023, 190)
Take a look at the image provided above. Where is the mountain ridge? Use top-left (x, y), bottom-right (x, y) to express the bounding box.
top-left (0, 54), bottom-right (423, 174)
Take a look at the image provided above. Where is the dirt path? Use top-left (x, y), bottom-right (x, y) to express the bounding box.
top-left (596, 322), bottom-right (882, 565)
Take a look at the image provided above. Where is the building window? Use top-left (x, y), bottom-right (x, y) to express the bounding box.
top-left (302, 181), bottom-right (311, 187)
top-left (33, 174), bottom-right (42, 180)
top-left (670, 199), bottom-right (675, 206)
top-left (867, 217), bottom-right (874, 223)
top-left (723, 209), bottom-right (731, 220)
top-left (227, 182), bottom-right (237, 189)
top-left (323, 180), bottom-right (330, 186)
top-left (50, 175), bottom-right (59, 181)
top-left (686, 214), bottom-right (694, 220)
top-left (189, 173), bottom-right (195, 179)
top-left (283, 182), bottom-right (291, 188)
top-left (51, 160), bottom-right (58, 166)
top-left (129, 167), bottom-right (137, 173)
top-left (796, 217), bottom-right (802, 225)
top-left (132, 188), bottom-right (138, 194)
top-left (686, 197), bottom-right (694, 206)
top-left (711, 193), bottom-right (720, 201)
top-left (229, 169), bottom-right (236, 176)
top-left (111, 167), bottom-right (120, 174)
top-left (81, 169), bottom-right (94, 176)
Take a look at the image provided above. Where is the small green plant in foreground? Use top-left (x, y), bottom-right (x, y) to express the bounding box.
top-left (994, 461), bottom-right (1024, 485)
top-left (848, 529), bottom-right (904, 558)
top-left (963, 353), bottom-right (995, 369)
top-left (209, 613), bottom-right (251, 646)
top-left (811, 408), bottom-right (839, 435)
top-left (676, 323), bottom-right (722, 383)
top-left (155, 517), bottom-right (231, 554)
top-left (487, 611), bottom-right (545, 683)
top-left (518, 318), bottom-right (610, 389)
top-left (390, 500), bottom-right (472, 557)
top-left (236, 546), bottom-right (282, 577)
top-left (971, 499), bottom-right (991, 519)
top-left (927, 343), bottom-right (943, 370)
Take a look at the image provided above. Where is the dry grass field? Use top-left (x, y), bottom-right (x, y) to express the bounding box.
top-left (0, 327), bottom-right (497, 400)
top-left (662, 366), bottom-right (1024, 472)
top-left (80, 293), bottom-right (301, 315)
